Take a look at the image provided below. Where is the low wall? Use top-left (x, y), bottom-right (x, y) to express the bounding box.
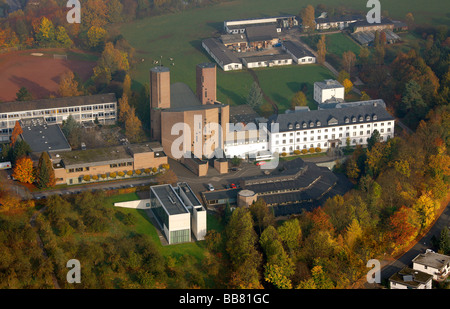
top-left (114, 199), bottom-right (151, 209)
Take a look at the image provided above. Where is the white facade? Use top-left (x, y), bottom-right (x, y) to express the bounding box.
top-left (0, 95), bottom-right (117, 142)
top-left (269, 120), bottom-right (394, 154)
top-left (314, 80), bottom-right (345, 104)
top-left (242, 57), bottom-right (292, 69)
top-left (293, 55), bottom-right (316, 65)
top-left (412, 251), bottom-right (450, 281)
top-left (390, 278), bottom-right (432, 289)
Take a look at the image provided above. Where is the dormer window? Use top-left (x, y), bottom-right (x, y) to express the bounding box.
top-left (295, 123), bottom-right (300, 129)
top-left (288, 123), bottom-right (293, 130)
top-left (359, 116), bottom-right (363, 122)
top-left (302, 122), bottom-right (307, 128)
top-left (366, 115), bottom-right (371, 121)
top-left (316, 121), bottom-right (321, 127)
top-left (345, 117), bottom-right (349, 123)
top-left (352, 117), bottom-right (356, 123)
top-left (373, 114), bottom-right (377, 121)
top-left (309, 121), bottom-right (314, 128)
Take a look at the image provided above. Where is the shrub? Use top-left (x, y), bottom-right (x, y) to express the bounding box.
top-left (83, 175), bottom-right (91, 182)
top-left (161, 164), bottom-right (170, 170)
top-left (309, 148), bottom-right (315, 153)
top-left (281, 152), bottom-right (287, 157)
top-left (152, 167), bottom-right (158, 173)
top-left (294, 149), bottom-right (301, 155)
top-left (110, 172), bottom-right (116, 178)
top-left (135, 169), bottom-right (142, 175)
top-left (301, 149), bottom-right (308, 154)
top-left (118, 171), bottom-right (125, 177)
top-left (92, 175), bottom-right (99, 180)
top-left (144, 168), bottom-right (150, 174)
top-left (127, 170), bottom-right (133, 176)
top-left (101, 174), bottom-right (107, 179)
top-left (315, 147), bottom-right (322, 153)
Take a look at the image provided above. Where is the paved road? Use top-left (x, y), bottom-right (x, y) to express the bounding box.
top-left (380, 202), bottom-right (450, 281)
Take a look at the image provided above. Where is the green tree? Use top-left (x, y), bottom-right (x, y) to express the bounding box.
top-left (291, 91), bottom-right (307, 109)
top-left (246, 82), bottom-right (263, 109)
top-left (225, 207), bottom-right (262, 288)
top-left (16, 87), bottom-right (33, 101)
top-left (438, 228), bottom-right (450, 255)
top-left (35, 152), bottom-right (55, 188)
top-left (55, 26), bottom-right (73, 48)
top-left (34, 17), bottom-right (55, 46)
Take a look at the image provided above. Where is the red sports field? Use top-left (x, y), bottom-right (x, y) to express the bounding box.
top-left (0, 49), bottom-right (96, 102)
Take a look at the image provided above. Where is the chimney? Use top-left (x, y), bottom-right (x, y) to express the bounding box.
top-left (196, 63), bottom-right (216, 105)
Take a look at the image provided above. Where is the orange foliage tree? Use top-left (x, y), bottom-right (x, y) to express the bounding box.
top-left (10, 121), bottom-right (23, 147)
top-left (12, 156), bottom-right (35, 184)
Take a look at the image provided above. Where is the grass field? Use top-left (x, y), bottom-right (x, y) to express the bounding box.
top-left (119, 0), bottom-right (446, 110)
top-left (254, 64), bottom-right (335, 111)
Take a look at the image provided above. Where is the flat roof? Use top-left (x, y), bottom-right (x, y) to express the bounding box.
top-left (389, 267), bottom-right (433, 288)
top-left (177, 182), bottom-right (202, 207)
top-left (151, 184), bottom-right (189, 215)
top-left (55, 145), bottom-right (133, 169)
top-left (0, 93), bottom-right (117, 114)
top-left (283, 40), bottom-right (315, 58)
top-left (202, 38), bottom-right (241, 66)
top-left (20, 118), bottom-right (71, 153)
top-left (245, 24), bottom-right (279, 42)
top-left (412, 252), bottom-right (450, 269)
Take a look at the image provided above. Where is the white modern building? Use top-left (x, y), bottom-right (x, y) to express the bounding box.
top-left (412, 251), bottom-right (450, 281)
top-left (0, 93), bottom-right (117, 142)
top-left (241, 54), bottom-right (293, 69)
top-left (149, 182), bottom-right (206, 245)
top-left (314, 79), bottom-right (345, 104)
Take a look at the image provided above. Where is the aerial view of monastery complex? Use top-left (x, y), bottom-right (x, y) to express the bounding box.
top-left (0, 0), bottom-right (449, 296)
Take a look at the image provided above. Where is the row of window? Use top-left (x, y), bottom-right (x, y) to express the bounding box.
top-left (0, 104), bottom-right (116, 120)
top-left (275, 129), bottom-right (391, 145)
top-left (286, 116), bottom-right (384, 130)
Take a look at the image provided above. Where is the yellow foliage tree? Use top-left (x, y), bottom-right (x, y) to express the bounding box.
top-left (413, 191), bottom-right (439, 228)
top-left (59, 70), bottom-right (81, 97)
top-left (343, 78), bottom-right (353, 94)
top-left (12, 156), bottom-right (35, 184)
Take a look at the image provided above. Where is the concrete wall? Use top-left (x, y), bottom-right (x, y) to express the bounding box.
top-left (114, 199), bottom-right (151, 209)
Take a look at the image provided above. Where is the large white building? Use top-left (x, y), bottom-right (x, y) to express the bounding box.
top-left (224, 100), bottom-right (395, 159)
top-left (0, 94), bottom-right (117, 142)
top-left (314, 79), bottom-right (345, 104)
top-left (412, 251), bottom-right (450, 281)
top-left (149, 182), bottom-right (207, 245)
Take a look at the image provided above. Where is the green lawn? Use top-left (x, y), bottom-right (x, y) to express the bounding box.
top-left (254, 64), bottom-right (335, 112)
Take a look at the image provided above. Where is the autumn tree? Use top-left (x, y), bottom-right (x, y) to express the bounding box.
top-left (86, 26), bottom-right (107, 51)
top-left (93, 42), bottom-right (130, 84)
top-left (10, 121), bottom-right (22, 148)
top-left (291, 91), bottom-right (307, 110)
top-left (59, 71), bottom-right (82, 97)
top-left (316, 35), bottom-right (326, 64)
top-left (118, 94), bottom-right (131, 124)
top-left (34, 17), bottom-right (55, 47)
top-left (342, 78), bottom-right (353, 95)
top-left (249, 198), bottom-right (274, 235)
top-left (124, 106), bottom-right (145, 143)
top-left (225, 207), bottom-right (262, 288)
top-left (342, 51), bottom-right (356, 77)
top-left (155, 169), bottom-right (178, 185)
top-left (296, 265), bottom-right (334, 289)
top-left (260, 225), bottom-right (294, 289)
top-left (388, 206), bottom-right (420, 252)
top-left (55, 26), bottom-right (73, 48)
top-left (12, 156), bottom-right (35, 184)
top-left (300, 5), bottom-right (315, 32)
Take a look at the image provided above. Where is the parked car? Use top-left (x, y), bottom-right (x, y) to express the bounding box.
top-left (230, 183), bottom-right (237, 189)
top-left (256, 161), bottom-right (266, 166)
top-left (207, 183), bottom-right (214, 191)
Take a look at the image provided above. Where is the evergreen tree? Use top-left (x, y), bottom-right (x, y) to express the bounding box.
top-left (16, 87), bottom-right (33, 101)
top-left (439, 228), bottom-right (450, 255)
top-left (246, 82), bottom-right (263, 109)
top-left (36, 152), bottom-right (55, 188)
